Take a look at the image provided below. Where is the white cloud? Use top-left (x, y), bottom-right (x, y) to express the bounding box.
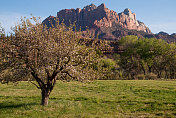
top-left (148, 22), bottom-right (176, 34)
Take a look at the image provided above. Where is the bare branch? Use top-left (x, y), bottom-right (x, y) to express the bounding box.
top-left (61, 71), bottom-right (76, 79)
top-left (55, 57), bottom-right (60, 70)
top-left (29, 81), bottom-right (40, 89)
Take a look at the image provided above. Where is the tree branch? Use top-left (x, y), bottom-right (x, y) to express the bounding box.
top-left (28, 65), bottom-right (46, 90)
top-left (55, 57), bottom-right (60, 70)
top-left (61, 71), bottom-right (76, 79)
top-left (31, 71), bottom-right (45, 90)
top-left (64, 56), bottom-right (71, 65)
top-left (29, 81), bottom-right (40, 89)
top-left (45, 68), bottom-right (50, 79)
top-left (50, 77), bottom-right (57, 92)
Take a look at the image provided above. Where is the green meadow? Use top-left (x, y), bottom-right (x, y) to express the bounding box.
top-left (0, 80), bottom-right (176, 117)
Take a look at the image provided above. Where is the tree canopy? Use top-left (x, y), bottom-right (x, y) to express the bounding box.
top-left (0, 17), bottom-right (101, 105)
top-left (118, 35), bottom-right (176, 79)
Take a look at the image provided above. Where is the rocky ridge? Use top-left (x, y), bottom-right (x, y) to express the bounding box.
top-left (43, 3), bottom-right (151, 39)
top-left (43, 3), bottom-right (175, 42)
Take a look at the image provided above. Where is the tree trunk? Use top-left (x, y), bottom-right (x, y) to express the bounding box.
top-left (148, 66), bottom-right (152, 73)
top-left (41, 90), bottom-right (49, 106)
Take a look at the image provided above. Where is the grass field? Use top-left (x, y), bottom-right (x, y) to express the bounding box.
top-left (0, 80), bottom-right (176, 118)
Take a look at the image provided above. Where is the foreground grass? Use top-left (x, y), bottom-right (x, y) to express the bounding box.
top-left (0, 80), bottom-right (176, 117)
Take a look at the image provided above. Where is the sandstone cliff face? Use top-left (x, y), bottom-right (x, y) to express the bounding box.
top-left (43, 3), bottom-right (152, 40)
top-left (118, 8), bottom-right (151, 33)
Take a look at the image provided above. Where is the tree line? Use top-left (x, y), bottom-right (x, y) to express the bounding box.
top-left (104, 35), bottom-right (176, 80)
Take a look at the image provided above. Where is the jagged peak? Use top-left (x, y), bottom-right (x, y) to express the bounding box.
top-left (171, 33), bottom-right (176, 36)
top-left (83, 3), bottom-right (97, 11)
top-left (123, 8), bottom-right (132, 15)
top-left (48, 15), bottom-right (54, 19)
top-left (45, 3), bottom-right (151, 34)
top-left (90, 3), bottom-right (96, 7)
top-left (97, 3), bottom-right (106, 9)
top-left (137, 20), bottom-right (144, 24)
top-left (158, 31), bottom-right (169, 35)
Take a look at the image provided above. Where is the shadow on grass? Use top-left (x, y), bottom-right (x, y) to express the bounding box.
top-left (0, 103), bottom-right (37, 109)
top-left (0, 95), bottom-right (39, 109)
top-left (0, 95), bottom-right (40, 99)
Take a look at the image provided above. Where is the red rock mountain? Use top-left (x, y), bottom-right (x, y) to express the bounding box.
top-left (43, 3), bottom-right (152, 40)
top-left (43, 3), bottom-right (176, 42)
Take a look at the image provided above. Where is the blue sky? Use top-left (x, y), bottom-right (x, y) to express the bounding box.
top-left (0, 0), bottom-right (176, 34)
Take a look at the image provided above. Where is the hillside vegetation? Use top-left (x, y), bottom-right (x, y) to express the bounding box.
top-left (0, 80), bottom-right (176, 117)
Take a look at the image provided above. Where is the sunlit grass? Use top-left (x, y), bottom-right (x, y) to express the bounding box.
top-left (0, 80), bottom-right (176, 117)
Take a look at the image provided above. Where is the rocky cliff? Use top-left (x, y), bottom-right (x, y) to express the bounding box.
top-left (43, 3), bottom-right (152, 40)
top-left (43, 3), bottom-right (176, 42)
top-left (118, 8), bottom-right (151, 33)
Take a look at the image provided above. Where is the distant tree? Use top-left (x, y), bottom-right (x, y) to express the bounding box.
top-left (159, 43), bottom-right (176, 79)
top-left (118, 35), bottom-right (176, 79)
top-left (0, 17), bottom-right (100, 106)
top-left (98, 57), bottom-right (117, 79)
top-left (0, 23), bottom-right (5, 36)
top-left (118, 36), bottom-right (142, 79)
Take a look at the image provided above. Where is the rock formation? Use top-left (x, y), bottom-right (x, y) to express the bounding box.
top-left (43, 3), bottom-right (176, 42)
top-left (118, 8), bottom-right (151, 33)
top-left (43, 3), bottom-right (151, 40)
